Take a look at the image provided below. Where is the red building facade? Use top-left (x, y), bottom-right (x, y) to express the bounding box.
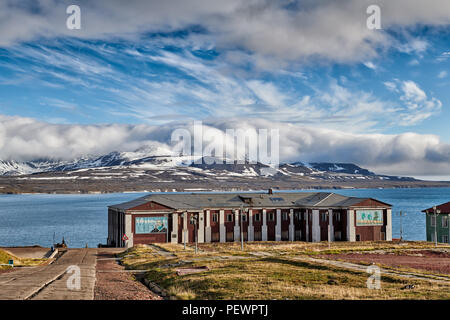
top-left (107, 191), bottom-right (392, 247)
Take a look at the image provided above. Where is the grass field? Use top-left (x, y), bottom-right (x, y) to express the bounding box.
top-left (119, 241), bottom-right (450, 300)
top-left (0, 249), bottom-right (48, 269)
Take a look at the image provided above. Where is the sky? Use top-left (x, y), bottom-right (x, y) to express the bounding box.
top-left (0, 0), bottom-right (449, 179)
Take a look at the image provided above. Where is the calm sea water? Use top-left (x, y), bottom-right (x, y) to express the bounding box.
top-left (0, 188), bottom-right (449, 247)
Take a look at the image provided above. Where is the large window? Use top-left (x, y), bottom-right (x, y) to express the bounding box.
top-left (431, 215), bottom-right (436, 227)
top-left (335, 212), bottom-right (341, 222)
top-left (212, 213), bottom-right (218, 223)
top-left (254, 213), bottom-right (261, 222)
top-left (227, 214), bottom-right (233, 222)
top-left (442, 215), bottom-right (448, 228)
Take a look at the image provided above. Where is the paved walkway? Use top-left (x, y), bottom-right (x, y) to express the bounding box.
top-left (0, 249), bottom-right (97, 300)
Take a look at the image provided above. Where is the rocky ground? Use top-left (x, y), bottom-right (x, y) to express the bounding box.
top-left (1, 169), bottom-right (450, 194)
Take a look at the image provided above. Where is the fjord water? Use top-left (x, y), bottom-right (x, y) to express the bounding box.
top-left (0, 188), bottom-right (449, 247)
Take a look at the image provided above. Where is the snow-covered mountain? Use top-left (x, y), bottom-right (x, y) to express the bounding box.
top-left (0, 148), bottom-right (416, 182)
top-left (0, 145), bottom-right (195, 175)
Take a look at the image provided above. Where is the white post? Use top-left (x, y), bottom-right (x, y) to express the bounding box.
top-left (328, 209), bottom-right (334, 242)
top-left (289, 209), bottom-right (295, 241)
top-left (219, 210), bottom-right (226, 243)
top-left (347, 209), bottom-right (356, 242)
top-left (234, 209), bottom-right (240, 242)
top-left (305, 210), bottom-right (309, 242)
top-left (262, 209), bottom-right (268, 241)
top-left (386, 208), bottom-right (392, 241)
top-left (248, 209), bottom-right (254, 241)
top-left (125, 214), bottom-right (133, 248)
top-left (312, 209), bottom-right (320, 242)
top-left (205, 210), bottom-right (211, 243)
top-left (182, 211), bottom-right (188, 243)
top-left (275, 209), bottom-right (282, 241)
top-left (171, 213), bottom-right (178, 244)
top-left (198, 211), bottom-right (205, 243)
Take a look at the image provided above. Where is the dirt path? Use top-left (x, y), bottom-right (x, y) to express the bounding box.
top-left (94, 250), bottom-right (161, 300)
top-left (319, 249), bottom-right (450, 275)
top-left (293, 255), bottom-right (450, 284)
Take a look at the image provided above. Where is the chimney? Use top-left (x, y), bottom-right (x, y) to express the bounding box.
top-left (268, 188), bottom-right (273, 195)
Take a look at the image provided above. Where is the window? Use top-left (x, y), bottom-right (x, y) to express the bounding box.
top-left (242, 213), bottom-right (247, 222)
top-left (442, 215), bottom-right (449, 228)
top-left (268, 212), bottom-right (275, 221)
top-left (282, 212), bottom-right (288, 221)
top-left (443, 235), bottom-right (449, 243)
top-left (335, 212), bottom-right (341, 222)
top-left (254, 213), bottom-right (261, 222)
top-left (356, 234), bottom-right (361, 241)
top-left (431, 233), bottom-right (436, 242)
top-left (227, 214), bottom-right (233, 222)
top-left (431, 215), bottom-right (436, 227)
top-left (321, 212), bottom-right (327, 222)
top-left (212, 213), bottom-right (218, 223)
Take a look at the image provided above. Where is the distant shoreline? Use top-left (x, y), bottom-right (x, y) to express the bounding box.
top-left (1, 182), bottom-right (450, 195)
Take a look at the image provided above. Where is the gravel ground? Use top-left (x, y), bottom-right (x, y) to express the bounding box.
top-left (320, 250), bottom-right (450, 275)
top-left (0, 268), bottom-right (15, 274)
top-left (94, 251), bottom-right (162, 300)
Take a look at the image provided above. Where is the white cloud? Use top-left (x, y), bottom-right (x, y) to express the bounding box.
top-left (0, 0), bottom-right (449, 64)
top-left (363, 62), bottom-right (377, 70)
top-left (438, 71), bottom-right (448, 79)
top-left (1, 114), bottom-right (450, 177)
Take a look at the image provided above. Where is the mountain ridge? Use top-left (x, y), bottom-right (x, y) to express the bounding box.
top-left (0, 150), bottom-right (415, 182)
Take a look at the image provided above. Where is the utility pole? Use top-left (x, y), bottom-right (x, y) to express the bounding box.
top-left (398, 211), bottom-right (405, 241)
top-left (427, 207), bottom-right (439, 247)
top-left (434, 206), bottom-right (439, 247)
top-left (240, 205), bottom-right (247, 251)
top-left (184, 212), bottom-right (187, 250)
top-left (327, 210), bottom-right (331, 249)
top-left (190, 214), bottom-right (198, 254)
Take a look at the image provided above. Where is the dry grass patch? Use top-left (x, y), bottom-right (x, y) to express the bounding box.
top-left (0, 249), bottom-right (47, 268)
top-left (121, 247), bottom-right (450, 300)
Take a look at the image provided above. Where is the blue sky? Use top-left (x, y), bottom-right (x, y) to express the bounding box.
top-left (0, 0), bottom-right (449, 178)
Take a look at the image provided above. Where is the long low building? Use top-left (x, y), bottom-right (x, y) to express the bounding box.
top-left (107, 190), bottom-right (392, 247)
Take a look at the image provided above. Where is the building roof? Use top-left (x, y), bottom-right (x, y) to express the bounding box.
top-left (109, 191), bottom-right (392, 211)
top-left (422, 201), bottom-right (450, 214)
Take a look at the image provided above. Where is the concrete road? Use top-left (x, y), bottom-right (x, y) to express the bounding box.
top-left (0, 249), bottom-right (97, 300)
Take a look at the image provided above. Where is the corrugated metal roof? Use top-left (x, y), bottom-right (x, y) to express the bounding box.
top-left (109, 191), bottom-right (392, 211)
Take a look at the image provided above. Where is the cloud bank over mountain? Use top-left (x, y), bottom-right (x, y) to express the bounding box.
top-left (1, 114), bottom-right (449, 177)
